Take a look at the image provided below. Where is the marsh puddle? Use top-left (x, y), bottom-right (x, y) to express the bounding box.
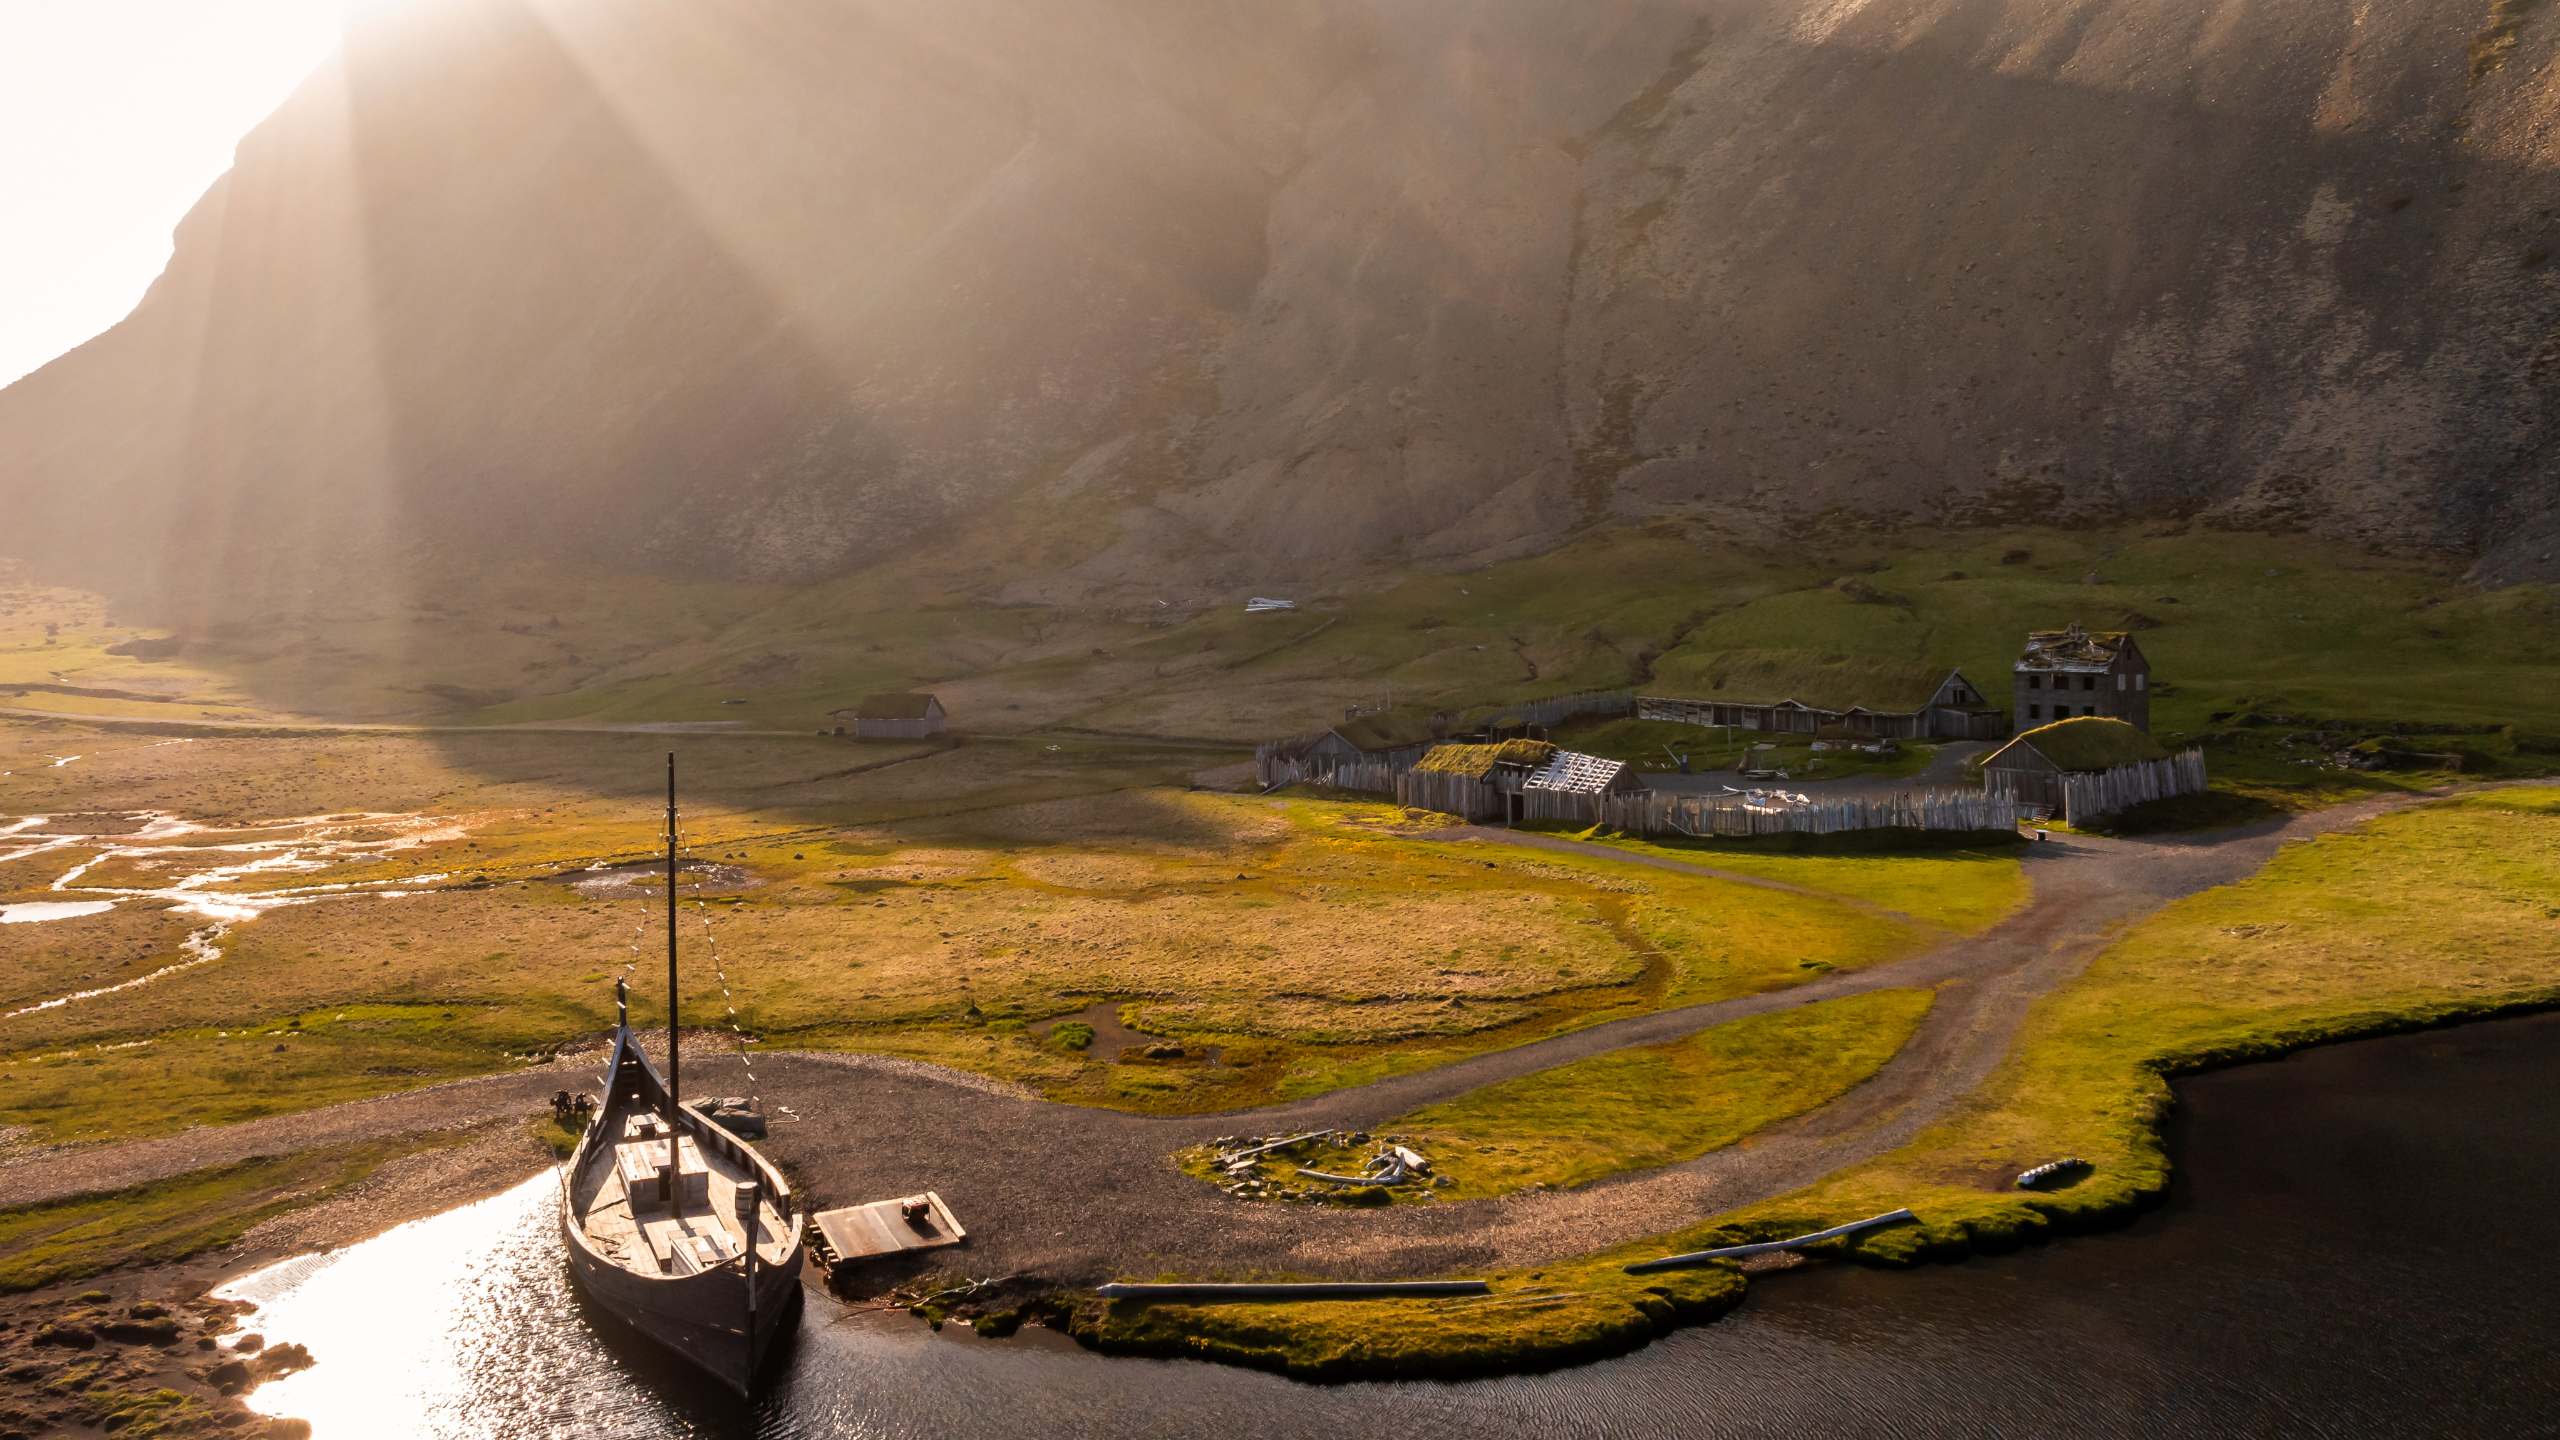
top-left (0, 899), bottom-right (116, 924)
top-left (0, 810), bottom-right (462, 1018)
top-left (546, 858), bottom-right (758, 900)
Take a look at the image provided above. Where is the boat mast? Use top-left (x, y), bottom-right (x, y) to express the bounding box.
top-left (664, 751), bottom-right (682, 1207)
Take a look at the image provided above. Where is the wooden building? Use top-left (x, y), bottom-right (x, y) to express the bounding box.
top-left (832, 692), bottom-right (948, 739)
top-left (1639, 660), bottom-right (2002, 742)
top-left (2013, 625), bottom-right (2150, 732)
top-left (1401, 741), bottom-right (1641, 825)
top-left (1979, 716), bottom-right (2188, 819)
top-left (1290, 705), bottom-right (1451, 772)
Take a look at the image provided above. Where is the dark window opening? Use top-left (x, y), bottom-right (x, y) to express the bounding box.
top-left (2028, 704), bottom-right (2042, 720)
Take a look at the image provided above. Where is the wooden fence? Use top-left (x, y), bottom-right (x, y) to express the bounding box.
top-left (2047, 750), bottom-right (2208, 824)
top-left (1253, 752), bottom-right (1402, 795)
top-left (1257, 751), bottom-right (2024, 837)
top-left (1981, 749), bottom-right (2207, 823)
top-left (1570, 786), bottom-right (2022, 838)
top-left (1483, 690), bottom-right (1634, 733)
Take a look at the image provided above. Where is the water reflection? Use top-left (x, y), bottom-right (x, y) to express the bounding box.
top-left (224, 1015), bottom-right (2560, 1439)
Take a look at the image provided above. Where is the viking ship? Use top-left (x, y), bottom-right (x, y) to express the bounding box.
top-left (559, 755), bottom-right (802, 1395)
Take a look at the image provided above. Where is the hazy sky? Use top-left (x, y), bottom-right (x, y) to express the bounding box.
top-left (0, 1), bottom-right (352, 387)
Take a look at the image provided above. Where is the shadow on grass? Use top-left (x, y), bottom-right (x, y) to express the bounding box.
top-left (2081, 788), bottom-right (2287, 837)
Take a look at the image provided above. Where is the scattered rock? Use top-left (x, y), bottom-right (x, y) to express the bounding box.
top-left (205, 1359), bottom-right (254, 1395)
top-left (31, 1323), bottom-right (95, 1350)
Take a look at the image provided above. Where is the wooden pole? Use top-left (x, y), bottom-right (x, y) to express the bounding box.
top-left (664, 751), bottom-right (682, 1214)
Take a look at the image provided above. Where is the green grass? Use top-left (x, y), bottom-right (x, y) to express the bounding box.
top-left (0, 1133), bottom-right (469, 1292)
top-left (0, 1002), bottom-right (576, 1145)
top-left (0, 774), bottom-right (1942, 1139)
top-left (1069, 1256), bottom-right (1746, 1381)
top-left (1096, 787), bottom-right (2560, 1377)
top-left (1393, 988), bottom-right (1935, 1197)
top-left (1572, 834), bottom-right (2028, 932)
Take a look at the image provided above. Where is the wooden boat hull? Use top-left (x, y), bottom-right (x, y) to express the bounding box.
top-left (559, 1025), bottom-right (805, 1397)
top-left (561, 1207), bottom-right (802, 1394)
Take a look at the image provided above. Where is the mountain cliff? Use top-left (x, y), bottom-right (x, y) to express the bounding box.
top-left (5, 0), bottom-right (2557, 613)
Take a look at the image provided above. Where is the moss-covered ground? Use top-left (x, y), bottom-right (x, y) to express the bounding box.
top-left (0, 1133), bottom-right (468, 1293)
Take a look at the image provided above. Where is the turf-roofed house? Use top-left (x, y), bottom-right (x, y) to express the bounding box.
top-left (1979, 715), bottom-right (2205, 822)
top-left (2013, 624), bottom-right (2151, 731)
top-left (1402, 739), bottom-right (1642, 825)
top-left (832, 691), bottom-right (949, 739)
top-left (1636, 653), bottom-right (2004, 741)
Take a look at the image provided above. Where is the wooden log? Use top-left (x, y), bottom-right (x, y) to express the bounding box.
top-left (1094, 1280), bottom-right (1491, 1301)
top-left (1622, 1209), bottom-right (1919, 1273)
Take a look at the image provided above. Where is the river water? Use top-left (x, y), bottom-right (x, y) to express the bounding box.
top-left (224, 1012), bottom-right (2560, 1439)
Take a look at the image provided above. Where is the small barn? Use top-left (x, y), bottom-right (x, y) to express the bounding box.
top-left (1981, 716), bottom-right (2200, 821)
top-left (833, 692), bottom-right (948, 739)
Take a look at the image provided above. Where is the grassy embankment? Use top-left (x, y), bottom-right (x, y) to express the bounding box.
top-left (1074, 787), bottom-right (2560, 1377)
top-left (0, 1134), bottom-right (470, 1294)
top-left (1189, 988), bottom-right (1935, 1202)
top-left (1, 734), bottom-right (1989, 1141)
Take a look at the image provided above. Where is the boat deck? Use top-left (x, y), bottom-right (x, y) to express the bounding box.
top-left (573, 1112), bottom-right (792, 1276)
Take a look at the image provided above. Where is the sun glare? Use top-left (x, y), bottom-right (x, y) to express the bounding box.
top-left (0, 0), bottom-right (364, 386)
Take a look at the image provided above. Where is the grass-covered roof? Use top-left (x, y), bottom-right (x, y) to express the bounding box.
top-left (1413, 740), bottom-right (1557, 778)
top-left (1648, 649), bottom-right (1963, 713)
top-left (1990, 716), bottom-right (2168, 772)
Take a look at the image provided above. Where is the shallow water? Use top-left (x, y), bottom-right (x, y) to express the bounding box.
top-left (227, 1012), bottom-right (2560, 1439)
top-left (0, 809), bottom-right (461, 1016)
top-left (0, 899), bottom-right (116, 923)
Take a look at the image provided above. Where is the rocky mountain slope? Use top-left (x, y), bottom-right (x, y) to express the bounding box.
top-left (4, 0), bottom-right (2556, 614)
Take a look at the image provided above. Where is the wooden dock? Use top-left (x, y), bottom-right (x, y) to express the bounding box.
top-left (809, 1191), bottom-right (967, 1268)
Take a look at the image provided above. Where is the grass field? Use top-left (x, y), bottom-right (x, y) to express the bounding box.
top-left (1095, 786), bottom-right (2560, 1376)
top-left (1387, 988), bottom-right (1934, 1198)
top-left (11, 528), bottom-right (2559, 756)
top-left (0, 731), bottom-right (1956, 1140)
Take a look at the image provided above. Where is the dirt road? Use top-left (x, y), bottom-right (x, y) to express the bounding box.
top-left (0, 790), bottom-right (2454, 1288)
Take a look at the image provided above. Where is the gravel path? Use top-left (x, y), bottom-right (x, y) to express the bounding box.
top-left (0, 789), bottom-right (2459, 1288)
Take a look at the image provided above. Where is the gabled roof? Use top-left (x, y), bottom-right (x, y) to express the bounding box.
top-left (1332, 705), bottom-right (1444, 752)
top-left (1648, 650), bottom-right (1971, 715)
top-left (838, 692), bottom-right (942, 720)
top-left (1985, 716), bottom-right (2168, 772)
top-left (1413, 740), bottom-right (1556, 778)
top-left (1521, 749), bottom-right (1629, 795)
top-left (2017, 625), bottom-right (2137, 673)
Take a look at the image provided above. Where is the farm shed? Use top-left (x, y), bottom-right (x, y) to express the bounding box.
top-left (1639, 655), bottom-right (2001, 742)
top-left (1980, 716), bottom-right (2204, 822)
top-left (2014, 624), bottom-right (2151, 732)
top-left (832, 692), bottom-right (948, 739)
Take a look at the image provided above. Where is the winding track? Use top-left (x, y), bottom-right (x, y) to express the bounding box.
top-left (0, 790), bottom-right (2453, 1285)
